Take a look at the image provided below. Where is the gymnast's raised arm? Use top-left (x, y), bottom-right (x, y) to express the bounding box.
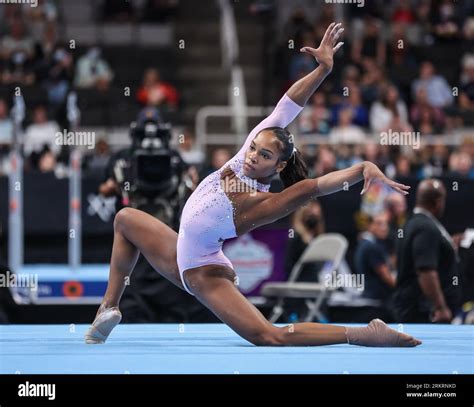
top-left (286, 22), bottom-right (344, 106)
top-left (229, 23), bottom-right (345, 163)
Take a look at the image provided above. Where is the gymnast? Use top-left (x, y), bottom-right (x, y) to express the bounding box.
top-left (85, 23), bottom-right (421, 347)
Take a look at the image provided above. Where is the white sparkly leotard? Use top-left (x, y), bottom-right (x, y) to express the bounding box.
top-left (177, 93), bottom-right (303, 294)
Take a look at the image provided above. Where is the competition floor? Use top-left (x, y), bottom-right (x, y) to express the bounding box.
top-left (0, 323), bottom-right (473, 374)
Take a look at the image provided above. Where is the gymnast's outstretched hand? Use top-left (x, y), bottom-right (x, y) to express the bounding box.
top-left (361, 161), bottom-right (411, 195)
top-left (300, 22), bottom-right (345, 72)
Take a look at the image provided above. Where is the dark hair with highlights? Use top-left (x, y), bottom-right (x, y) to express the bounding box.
top-left (259, 126), bottom-right (308, 189)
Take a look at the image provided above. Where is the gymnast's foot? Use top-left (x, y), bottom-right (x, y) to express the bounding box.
top-left (345, 318), bottom-right (422, 347)
top-left (84, 303), bottom-right (122, 344)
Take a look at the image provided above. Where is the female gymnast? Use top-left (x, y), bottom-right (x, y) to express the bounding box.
top-left (85, 23), bottom-right (422, 347)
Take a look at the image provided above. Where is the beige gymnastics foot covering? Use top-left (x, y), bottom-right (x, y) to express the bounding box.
top-left (345, 318), bottom-right (422, 347)
top-left (84, 306), bottom-right (122, 344)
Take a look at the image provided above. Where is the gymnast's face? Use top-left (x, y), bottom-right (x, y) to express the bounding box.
top-left (243, 131), bottom-right (287, 179)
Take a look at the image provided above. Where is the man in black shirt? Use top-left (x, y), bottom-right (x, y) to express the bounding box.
top-left (394, 179), bottom-right (461, 323)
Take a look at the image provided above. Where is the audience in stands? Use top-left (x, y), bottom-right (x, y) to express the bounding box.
top-left (176, 128), bottom-right (204, 167)
top-left (412, 61), bottom-right (453, 108)
top-left (0, 17), bottom-right (35, 85)
top-left (297, 92), bottom-right (331, 135)
top-left (410, 86), bottom-right (446, 134)
top-left (328, 108), bottom-right (366, 145)
top-left (370, 83), bottom-right (410, 134)
top-left (74, 47), bottom-right (114, 91)
top-left (24, 105), bottom-right (60, 165)
top-left (383, 192), bottom-right (407, 262)
top-left (42, 46), bottom-right (73, 108)
top-left (199, 148), bottom-right (231, 180)
top-left (136, 68), bottom-right (179, 111)
top-left (331, 85), bottom-right (369, 128)
top-left (83, 138), bottom-right (112, 174)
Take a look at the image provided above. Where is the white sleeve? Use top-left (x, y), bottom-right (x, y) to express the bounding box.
top-left (231, 93), bottom-right (304, 162)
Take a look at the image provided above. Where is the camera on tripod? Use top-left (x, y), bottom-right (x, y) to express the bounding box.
top-left (112, 107), bottom-right (188, 228)
top-left (129, 108), bottom-right (183, 198)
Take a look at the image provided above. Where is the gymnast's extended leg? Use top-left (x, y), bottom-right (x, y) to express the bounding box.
top-left (183, 265), bottom-right (422, 347)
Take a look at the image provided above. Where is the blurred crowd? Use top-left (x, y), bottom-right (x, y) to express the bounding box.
top-left (0, 0), bottom-right (473, 185)
top-left (0, 1), bottom-right (180, 175)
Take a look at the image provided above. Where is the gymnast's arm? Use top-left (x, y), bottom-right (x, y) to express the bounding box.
top-left (229, 22), bottom-right (345, 162)
top-left (244, 162), bottom-right (411, 228)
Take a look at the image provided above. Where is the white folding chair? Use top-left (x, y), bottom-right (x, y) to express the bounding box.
top-left (261, 233), bottom-right (348, 323)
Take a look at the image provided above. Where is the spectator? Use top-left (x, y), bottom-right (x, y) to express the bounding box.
top-left (37, 147), bottom-right (57, 173)
top-left (410, 86), bottom-right (446, 134)
top-left (386, 23), bottom-right (418, 92)
top-left (448, 150), bottom-right (474, 179)
top-left (383, 191), bottom-right (407, 261)
top-left (282, 7), bottom-right (313, 51)
top-left (460, 53), bottom-right (474, 101)
top-left (452, 53), bottom-right (474, 126)
top-left (412, 61), bottom-right (453, 108)
top-left (370, 83), bottom-right (410, 133)
top-left (84, 138), bottom-right (111, 174)
top-left (354, 212), bottom-right (396, 321)
top-left (350, 16), bottom-right (386, 67)
top-left (24, 0), bottom-right (58, 40)
top-left (462, 17), bottom-right (474, 43)
top-left (362, 141), bottom-right (388, 170)
top-left (311, 145), bottom-right (337, 177)
top-left (289, 32), bottom-right (318, 82)
top-left (0, 18), bottom-right (34, 60)
top-left (284, 200), bottom-right (326, 279)
top-left (24, 105), bottom-right (60, 161)
top-left (43, 46), bottom-right (73, 107)
top-left (391, 0), bottom-right (415, 24)
top-left (421, 144), bottom-right (450, 178)
top-left (394, 154), bottom-right (412, 178)
top-left (74, 47), bottom-right (114, 91)
top-left (32, 23), bottom-right (58, 83)
top-left (199, 148), bottom-right (231, 180)
top-left (335, 144), bottom-right (362, 170)
top-left (176, 128), bottom-right (204, 167)
top-left (328, 108), bottom-right (366, 145)
top-left (1, 18), bottom-right (35, 85)
top-left (394, 179), bottom-right (462, 323)
top-left (432, 0), bottom-right (461, 41)
top-left (330, 64), bottom-right (361, 106)
top-left (331, 85), bottom-right (369, 128)
top-left (297, 92), bottom-right (331, 135)
top-left (137, 68), bottom-right (179, 110)
top-left (359, 58), bottom-right (387, 106)
top-left (413, 0), bottom-right (435, 46)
